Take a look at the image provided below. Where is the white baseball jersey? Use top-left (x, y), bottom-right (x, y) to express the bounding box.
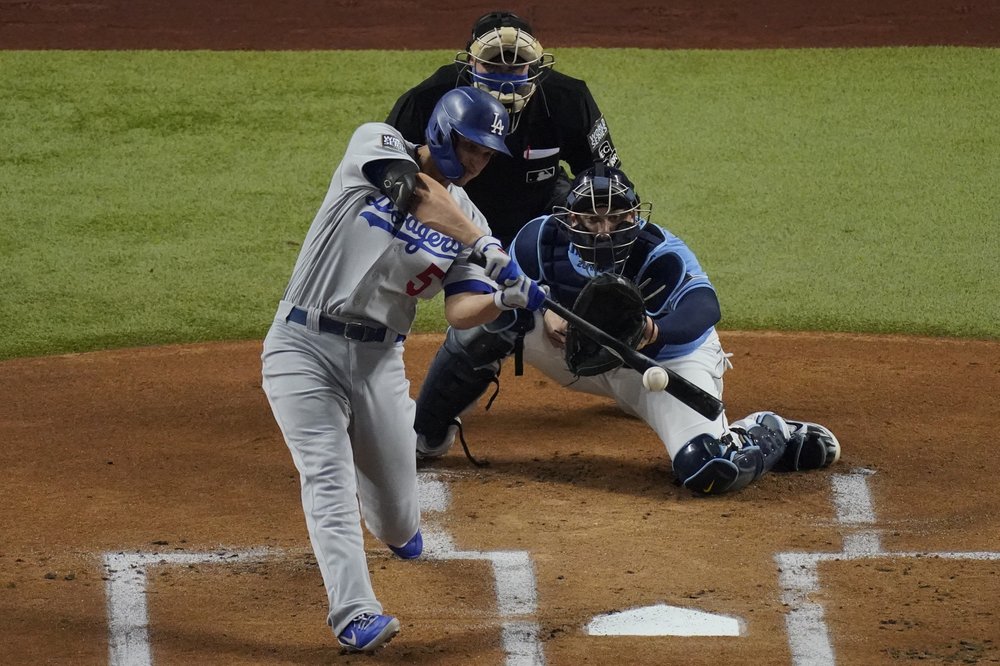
top-left (282, 122), bottom-right (493, 334)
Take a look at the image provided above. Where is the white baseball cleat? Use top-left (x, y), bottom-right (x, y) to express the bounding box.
top-left (416, 418), bottom-right (460, 460)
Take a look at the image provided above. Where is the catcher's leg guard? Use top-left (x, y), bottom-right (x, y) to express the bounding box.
top-left (673, 413), bottom-right (789, 495)
top-left (413, 312), bottom-right (531, 459)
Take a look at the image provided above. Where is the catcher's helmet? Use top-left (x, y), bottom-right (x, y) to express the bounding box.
top-left (458, 11), bottom-right (554, 131)
top-left (555, 164), bottom-right (651, 272)
top-left (425, 86), bottom-right (512, 181)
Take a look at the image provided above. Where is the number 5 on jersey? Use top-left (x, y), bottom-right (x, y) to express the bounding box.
top-left (406, 263), bottom-right (446, 296)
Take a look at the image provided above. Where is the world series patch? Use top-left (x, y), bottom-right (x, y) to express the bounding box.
top-left (381, 134), bottom-right (406, 153)
top-left (587, 116), bottom-right (609, 151)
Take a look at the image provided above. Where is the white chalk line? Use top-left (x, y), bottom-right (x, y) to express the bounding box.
top-left (103, 548), bottom-right (278, 666)
top-left (419, 473), bottom-right (544, 665)
top-left (778, 468), bottom-right (1000, 666)
top-left (103, 471), bottom-right (542, 666)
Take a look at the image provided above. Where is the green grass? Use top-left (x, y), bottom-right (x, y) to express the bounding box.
top-left (1, 48), bottom-right (998, 360)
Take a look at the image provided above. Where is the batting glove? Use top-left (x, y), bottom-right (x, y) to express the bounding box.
top-left (494, 276), bottom-right (547, 312)
top-left (472, 235), bottom-right (520, 286)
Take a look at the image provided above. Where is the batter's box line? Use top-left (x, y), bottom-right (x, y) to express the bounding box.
top-left (103, 542), bottom-right (543, 666)
top-left (779, 466), bottom-right (1000, 666)
top-left (776, 549), bottom-right (1000, 666)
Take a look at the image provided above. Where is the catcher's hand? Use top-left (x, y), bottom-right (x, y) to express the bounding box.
top-left (543, 309), bottom-right (568, 349)
top-left (639, 316), bottom-right (659, 348)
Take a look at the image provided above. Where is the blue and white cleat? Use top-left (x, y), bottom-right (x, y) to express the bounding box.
top-left (738, 411), bottom-right (841, 471)
top-left (388, 529), bottom-right (423, 559)
top-left (416, 419), bottom-right (460, 460)
top-left (337, 613), bottom-right (401, 652)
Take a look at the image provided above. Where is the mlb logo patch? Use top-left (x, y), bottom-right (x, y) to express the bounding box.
top-left (526, 167), bottom-right (557, 183)
top-left (381, 134), bottom-right (406, 153)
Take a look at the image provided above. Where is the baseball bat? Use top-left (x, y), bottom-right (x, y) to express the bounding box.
top-left (539, 296), bottom-right (725, 421)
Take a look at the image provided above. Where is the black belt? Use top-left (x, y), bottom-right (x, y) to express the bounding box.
top-left (286, 307), bottom-right (404, 343)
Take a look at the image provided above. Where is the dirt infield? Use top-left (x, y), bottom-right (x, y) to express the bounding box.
top-left (3, 3), bottom-right (1000, 665)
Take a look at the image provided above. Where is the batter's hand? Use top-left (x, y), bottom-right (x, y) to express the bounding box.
top-left (543, 309), bottom-right (568, 349)
top-left (472, 235), bottom-right (520, 285)
top-left (494, 276), bottom-right (547, 312)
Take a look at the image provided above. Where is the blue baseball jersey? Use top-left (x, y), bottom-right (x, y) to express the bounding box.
top-left (510, 215), bottom-right (718, 359)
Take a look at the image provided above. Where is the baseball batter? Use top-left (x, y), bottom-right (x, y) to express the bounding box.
top-left (260, 87), bottom-right (544, 653)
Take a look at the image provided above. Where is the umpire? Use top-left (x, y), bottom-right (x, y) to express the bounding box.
top-left (388, 10), bottom-right (624, 457)
top-left (386, 9), bottom-right (621, 246)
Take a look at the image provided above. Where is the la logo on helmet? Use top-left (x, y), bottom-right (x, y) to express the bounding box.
top-left (490, 112), bottom-right (505, 135)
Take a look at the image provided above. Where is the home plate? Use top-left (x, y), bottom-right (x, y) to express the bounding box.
top-left (586, 604), bottom-right (743, 637)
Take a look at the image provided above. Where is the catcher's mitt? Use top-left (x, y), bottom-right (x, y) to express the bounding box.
top-left (564, 273), bottom-right (646, 376)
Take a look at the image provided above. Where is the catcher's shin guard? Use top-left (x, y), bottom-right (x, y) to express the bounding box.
top-left (674, 413), bottom-right (790, 495)
top-left (413, 315), bottom-right (524, 457)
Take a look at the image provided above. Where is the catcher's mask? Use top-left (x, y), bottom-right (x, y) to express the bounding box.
top-left (554, 164), bottom-right (651, 272)
top-left (457, 11), bottom-right (554, 132)
top-left (425, 86), bottom-right (512, 181)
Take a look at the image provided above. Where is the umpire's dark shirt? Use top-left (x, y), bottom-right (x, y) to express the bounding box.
top-left (386, 65), bottom-right (618, 247)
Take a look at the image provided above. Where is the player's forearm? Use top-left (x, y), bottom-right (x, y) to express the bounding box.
top-left (649, 288), bottom-right (721, 349)
top-left (443, 292), bottom-right (505, 329)
top-left (410, 173), bottom-right (483, 246)
top-left (422, 215), bottom-right (483, 246)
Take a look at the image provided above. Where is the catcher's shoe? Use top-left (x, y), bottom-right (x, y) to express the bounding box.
top-left (739, 412), bottom-right (840, 472)
top-left (388, 529), bottom-right (423, 560)
top-left (784, 419), bottom-right (841, 470)
top-left (337, 613), bottom-right (400, 653)
top-left (416, 418), bottom-right (460, 460)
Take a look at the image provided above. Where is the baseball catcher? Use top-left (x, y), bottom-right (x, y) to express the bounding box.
top-left (415, 163), bottom-right (842, 495)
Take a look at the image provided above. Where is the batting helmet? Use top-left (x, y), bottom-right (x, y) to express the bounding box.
top-left (555, 164), bottom-right (651, 272)
top-left (425, 86), bottom-right (512, 181)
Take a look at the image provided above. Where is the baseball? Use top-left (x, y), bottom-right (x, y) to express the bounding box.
top-left (642, 366), bottom-right (669, 392)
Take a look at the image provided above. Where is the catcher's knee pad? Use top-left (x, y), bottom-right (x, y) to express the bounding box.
top-left (673, 414), bottom-right (792, 494)
top-left (673, 434), bottom-right (765, 495)
top-left (413, 314), bottom-right (530, 453)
